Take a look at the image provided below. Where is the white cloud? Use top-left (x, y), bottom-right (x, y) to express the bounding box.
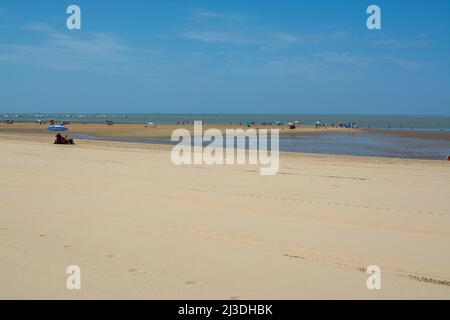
top-left (184, 8), bottom-right (351, 49)
top-left (314, 52), bottom-right (367, 66)
top-left (183, 30), bottom-right (258, 45)
top-left (226, 52), bottom-right (375, 79)
top-left (0, 23), bottom-right (166, 76)
top-left (189, 9), bottom-right (248, 22)
top-left (273, 33), bottom-right (303, 44)
top-left (226, 51), bottom-right (429, 78)
top-left (370, 34), bottom-right (429, 48)
top-left (384, 57), bottom-right (429, 70)
top-left (183, 29), bottom-right (349, 47)
top-left (183, 27), bottom-right (349, 47)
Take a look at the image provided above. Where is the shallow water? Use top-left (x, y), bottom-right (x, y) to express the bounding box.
top-left (71, 132), bottom-right (450, 160)
top-left (280, 132), bottom-right (450, 160)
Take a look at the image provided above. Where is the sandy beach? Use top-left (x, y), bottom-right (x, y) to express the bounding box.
top-left (0, 131), bottom-right (449, 299)
top-left (0, 122), bottom-right (358, 139)
top-left (2, 0), bottom-right (449, 305)
top-left (2, 122), bottom-right (449, 141)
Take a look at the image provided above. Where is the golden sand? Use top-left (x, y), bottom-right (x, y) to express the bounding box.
top-left (0, 132), bottom-right (449, 299)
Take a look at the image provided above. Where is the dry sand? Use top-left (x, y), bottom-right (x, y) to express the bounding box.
top-left (0, 132), bottom-right (449, 299)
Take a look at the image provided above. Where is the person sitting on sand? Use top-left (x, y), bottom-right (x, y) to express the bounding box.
top-left (64, 135), bottom-right (74, 144)
top-left (54, 133), bottom-right (74, 145)
top-left (54, 133), bottom-right (64, 144)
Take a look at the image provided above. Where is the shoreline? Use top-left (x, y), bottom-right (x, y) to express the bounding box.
top-left (1, 122), bottom-right (449, 161)
top-left (2, 121), bottom-right (450, 140)
top-left (0, 131), bottom-right (445, 163)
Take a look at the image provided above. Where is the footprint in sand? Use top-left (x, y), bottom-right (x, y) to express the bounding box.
top-left (284, 254), bottom-right (305, 260)
top-left (128, 268), bottom-right (147, 275)
top-left (38, 234), bottom-right (47, 238)
top-left (407, 275), bottom-right (450, 287)
top-left (63, 244), bottom-right (80, 250)
top-left (185, 280), bottom-right (197, 285)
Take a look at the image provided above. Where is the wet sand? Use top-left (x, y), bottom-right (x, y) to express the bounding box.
top-left (1, 122), bottom-right (449, 140)
top-left (367, 129), bottom-right (450, 141)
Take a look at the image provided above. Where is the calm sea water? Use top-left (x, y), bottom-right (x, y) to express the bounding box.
top-left (4, 113), bottom-right (450, 130)
top-left (280, 132), bottom-right (450, 160)
top-left (71, 131), bottom-right (450, 160)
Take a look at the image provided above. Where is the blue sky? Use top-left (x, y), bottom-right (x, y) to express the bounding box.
top-left (0, 0), bottom-right (449, 114)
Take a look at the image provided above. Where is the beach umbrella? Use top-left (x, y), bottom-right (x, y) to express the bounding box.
top-left (47, 125), bottom-right (68, 131)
